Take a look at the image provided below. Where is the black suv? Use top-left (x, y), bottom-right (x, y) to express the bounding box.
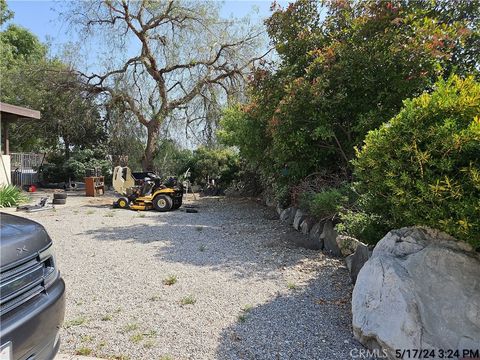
top-left (0, 213), bottom-right (65, 360)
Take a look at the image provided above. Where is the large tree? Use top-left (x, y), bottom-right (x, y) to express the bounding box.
top-left (66, 0), bottom-right (265, 170)
top-left (0, 18), bottom-right (104, 154)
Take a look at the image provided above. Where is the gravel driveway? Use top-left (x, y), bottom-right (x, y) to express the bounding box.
top-left (9, 192), bottom-right (361, 360)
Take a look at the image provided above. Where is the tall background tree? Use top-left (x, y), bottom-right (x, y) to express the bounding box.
top-left (65, 0), bottom-right (266, 170)
top-left (0, 3), bottom-right (105, 155)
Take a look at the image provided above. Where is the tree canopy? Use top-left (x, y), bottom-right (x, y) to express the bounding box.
top-left (65, 0), bottom-right (266, 170)
top-left (220, 0), bottom-right (480, 184)
top-left (0, 12), bottom-right (105, 155)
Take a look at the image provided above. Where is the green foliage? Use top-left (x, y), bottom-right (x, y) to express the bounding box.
top-left (105, 98), bottom-right (146, 171)
top-left (336, 208), bottom-right (388, 245)
top-left (0, 0), bottom-right (13, 25)
top-left (42, 149), bottom-right (112, 183)
top-left (187, 147), bottom-right (240, 187)
top-left (0, 185), bottom-right (28, 207)
top-left (218, 104), bottom-right (271, 168)
top-left (0, 24), bottom-right (46, 63)
top-left (273, 182), bottom-right (290, 207)
top-left (219, 0), bottom-right (480, 206)
top-left (353, 76), bottom-right (480, 248)
top-left (0, 4), bottom-right (105, 154)
top-left (300, 187), bottom-right (349, 220)
top-left (153, 139), bottom-right (192, 177)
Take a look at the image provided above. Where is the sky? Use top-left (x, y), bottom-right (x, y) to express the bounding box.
top-left (4, 0), bottom-right (288, 147)
top-left (6, 0), bottom-right (285, 45)
top-left (5, 0), bottom-right (287, 72)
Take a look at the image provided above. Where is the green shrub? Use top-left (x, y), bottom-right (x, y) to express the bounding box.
top-left (353, 76), bottom-right (480, 248)
top-left (187, 147), bottom-right (240, 188)
top-left (300, 185), bottom-right (350, 220)
top-left (0, 185), bottom-right (28, 207)
top-left (41, 148), bottom-right (113, 184)
top-left (336, 209), bottom-right (388, 245)
top-left (273, 182), bottom-right (290, 207)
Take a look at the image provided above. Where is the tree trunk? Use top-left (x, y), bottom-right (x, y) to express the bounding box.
top-left (64, 141), bottom-right (70, 160)
top-left (141, 122), bottom-right (159, 171)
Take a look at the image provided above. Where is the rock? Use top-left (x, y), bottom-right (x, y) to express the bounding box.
top-left (321, 220), bottom-right (340, 256)
top-left (300, 216), bottom-right (316, 235)
top-left (348, 242), bottom-right (370, 283)
top-left (265, 196), bottom-right (276, 208)
top-left (280, 207), bottom-right (297, 225)
top-left (345, 254), bottom-right (354, 272)
top-left (352, 227), bottom-right (480, 359)
top-left (309, 222), bottom-right (324, 250)
top-left (276, 203), bottom-right (283, 216)
top-left (293, 209), bottom-right (307, 230)
top-left (336, 235), bottom-right (362, 257)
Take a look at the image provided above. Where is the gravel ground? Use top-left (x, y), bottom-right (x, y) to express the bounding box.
top-left (7, 191), bottom-right (363, 360)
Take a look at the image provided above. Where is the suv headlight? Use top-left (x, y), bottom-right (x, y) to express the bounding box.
top-left (39, 245), bottom-right (59, 288)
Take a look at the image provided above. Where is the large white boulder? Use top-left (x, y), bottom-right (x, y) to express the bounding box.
top-left (352, 227), bottom-right (480, 359)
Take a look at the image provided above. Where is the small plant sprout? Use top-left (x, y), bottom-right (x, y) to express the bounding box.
top-left (129, 333), bottom-right (144, 343)
top-left (123, 323), bottom-right (139, 333)
top-left (81, 335), bottom-right (94, 343)
top-left (75, 347), bottom-right (92, 356)
top-left (180, 295), bottom-right (196, 305)
top-left (238, 304), bottom-right (254, 323)
top-left (112, 354), bottom-right (130, 360)
top-left (287, 282), bottom-right (297, 290)
top-left (238, 313), bottom-right (247, 323)
top-left (242, 304), bottom-right (253, 312)
top-left (144, 340), bottom-right (155, 348)
top-left (64, 316), bottom-right (88, 328)
top-left (163, 275), bottom-right (177, 286)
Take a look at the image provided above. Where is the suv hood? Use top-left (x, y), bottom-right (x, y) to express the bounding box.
top-left (0, 213), bottom-right (52, 270)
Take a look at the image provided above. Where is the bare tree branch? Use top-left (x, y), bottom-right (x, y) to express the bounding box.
top-left (66, 0), bottom-right (266, 169)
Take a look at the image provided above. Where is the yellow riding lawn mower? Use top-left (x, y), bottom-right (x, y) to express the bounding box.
top-left (112, 166), bottom-right (183, 211)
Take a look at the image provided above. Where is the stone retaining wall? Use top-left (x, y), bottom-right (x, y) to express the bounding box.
top-left (276, 204), bottom-right (371, 283)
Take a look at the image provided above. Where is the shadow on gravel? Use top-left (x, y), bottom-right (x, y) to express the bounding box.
top-left (215, 266), bottom-right (368, 360)
top-left (83, 222), bottom-right (306, 280)
top-left (82, 197), bottom-right (319, 279)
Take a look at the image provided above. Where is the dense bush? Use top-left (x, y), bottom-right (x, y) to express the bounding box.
top-left (299, 185), bottom-right (354, 221)
top-left (187, 147), bottom-right (240, 188)
top-left (219, 0), bottom-right (480, 193)
top-left (0, 185), bottom-right (28, 207)
top-left (351, 76), bottom-right (480, 248)
top-left (41, 148), bottom-right (112, 184)
top-left (153, 139), bottom-right (192, 177)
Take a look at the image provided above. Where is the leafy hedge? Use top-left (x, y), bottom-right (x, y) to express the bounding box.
top-left (351, 76), bottom-right (480, 248)
top-left (42, 148), bottom-right (112, 184)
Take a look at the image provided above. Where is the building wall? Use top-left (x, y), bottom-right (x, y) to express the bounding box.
top-left (0, 154), bottom-right (11, 185)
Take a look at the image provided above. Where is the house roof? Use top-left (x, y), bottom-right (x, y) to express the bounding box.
top-left (0, 102), bottom-right (41, 120)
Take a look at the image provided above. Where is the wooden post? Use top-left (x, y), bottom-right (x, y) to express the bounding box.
top-left (0, 119), bottom-right (9, 155)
